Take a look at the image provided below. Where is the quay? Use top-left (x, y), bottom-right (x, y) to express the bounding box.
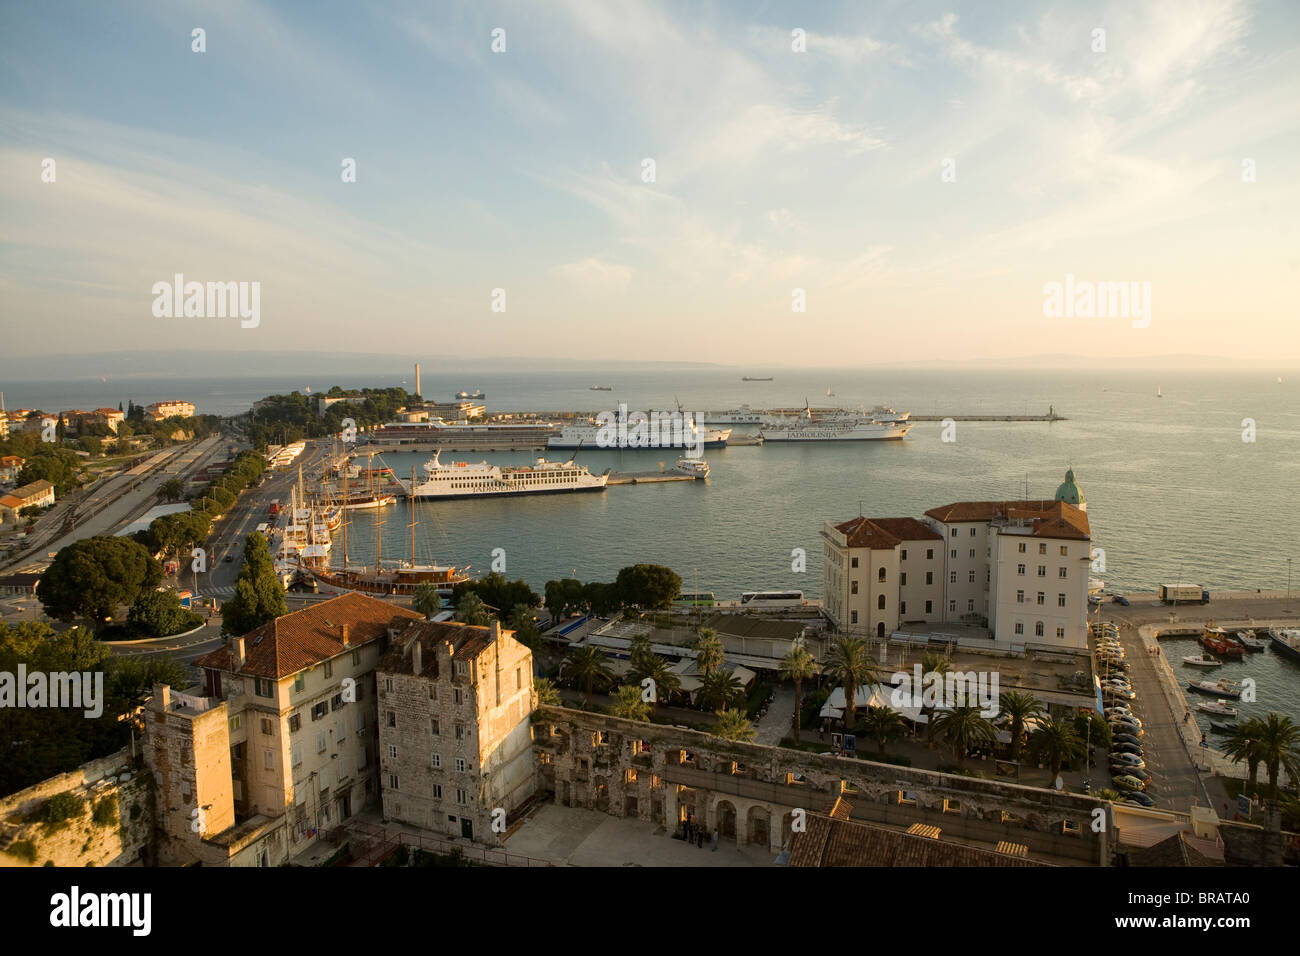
top-left (607, 471), bottom-right (702, 485)
top-left (497, 409), bottom-right (1066, 424)
top-left (908, 414), bottom-right (1065, 422)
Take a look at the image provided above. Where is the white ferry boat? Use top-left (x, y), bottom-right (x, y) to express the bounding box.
top-left (700, 405), bottom-right (766, 425)
top-left (369, 418), bottom-right (558, 448)
top-left (405, 450), bottom-right (609, 499)
top-left (674, 456), bottom-right (710, 479)
top-left (548, 410), bottom-right (731, 449)
top-left (866, 404), bottom-right (910, 423)
top-left (760, 412), bottom-right (911, 442)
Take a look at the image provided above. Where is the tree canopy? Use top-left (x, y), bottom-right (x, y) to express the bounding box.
top-left (37, 536), bottom-right (163, 627)
top-left (219, 532), bottom-right (287, 636)
top-left (615, 563), bottom-right (681, 610)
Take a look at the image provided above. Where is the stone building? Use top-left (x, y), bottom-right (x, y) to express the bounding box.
top-left (822, 516), bottom-right (944, 636)
top-left (377, 618), bottom-right (535, 843)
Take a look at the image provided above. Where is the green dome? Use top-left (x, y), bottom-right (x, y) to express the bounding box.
top-left (1055, 469), bottom-right (1084, 506)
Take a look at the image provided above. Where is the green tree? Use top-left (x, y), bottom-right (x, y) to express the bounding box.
top-left (37, 537), bottom-right (163, 629)
top-left (452, 572), bottom-right (539, 615)
top-left (544, 578), bottom-right (585, 621)
top-left (18, 448), bottom-right (80, 496)
top-left (532, 677), bottom-right (561, 708)
top-left (697, 668), bottom-right (743, 712)
top-left (453, 592), bottom-right (490, 627)
top-left (220, 532), bottom-right (287, 636)
top-left (582, 581), bottom-right (621, 617)
top-left (611, 684), bottom-right (652, 722)
top-left (714, 707), bottom-right (756, 743)
top-left (1029, 717), bottom-right (1085, 778)
top-left (615, 563), bottom-right (682, 610)
top-left (506, 604), bottom-right (541, 651)
top-left (560, 646), bottom-right (613, 708)
top-left (823, 637), bottom-right (877, 730)
top-left (628, 652), bottom-right (680, 711)
top-left (862, 706), bottom-right (906, 755)
top-left (930, 704), bottom-right (997, 769)
top-left (158, 477), bottom-right (185, 501)
top-left (998, 692), bottom-right (1045, 762)
top-left (412, 583), bottom-right (443, 620)
top-left (780, 644), bottom-right (819, 741)
top-left (1248, 713), bottom-right (1300, 800)
top-left (127, 589), bottom-right (202, 638)
top-left (693, 628), bottom-right (725, 679)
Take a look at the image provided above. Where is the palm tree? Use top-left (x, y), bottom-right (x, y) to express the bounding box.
top-left (1029, 717), bottom-right (1085, 778)
top-left (998, 692), bottom-right (1044, 762)
top-left (1073, 712), bottom-right (1112, 753)
top-left (862, 706), bottom-right (906, 756)
top-left (698, 668), bottom-right (743, 712)
top-left (1096, 788), bottom-right (1124, 803)
top-left (628, 652), bottom-right (681, 710)
top-left (779, 644), bottom-right (818, 742)
top-left (412, 583), bottom-right (442, 620)
top-left (1223, 717), bottom-right (1267, 797)
top-left (611, 684), bottom-right (651, 722)
top-left (694, 628), bottom-right (725, 678)
top-left (532, 676), bottom-right (561, 708)
top-left (823, 637), bottom-right (877, 731)
top-left (454, 592), bottom-right (490, 626)
top-left (714, 707), bottom-right (757, 742)
top-left (1250, 713), bottom-right (1300, 800)
top-left (930, 704), bottom-right (997, 768)
top-left (560, 646), bottom-right (613, 708)
top-left (628, 632), bottom-right (653, 669)
top-left (918, 651), bottom-right (951, 741)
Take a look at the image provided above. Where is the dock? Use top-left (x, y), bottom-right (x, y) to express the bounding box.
top-left (908, 414), bottom-right (1066, 422)
top-left (607, 472), bottom-right (703, 485)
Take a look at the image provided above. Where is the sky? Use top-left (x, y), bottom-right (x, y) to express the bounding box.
top-left (1, 0), bottom-right (1298, 368)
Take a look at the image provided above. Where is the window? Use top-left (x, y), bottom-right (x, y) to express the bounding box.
top-left (316, 732), bottom-right (326, 754)
top-left (260, 718), bottom-right (273, 736)
top-left (1060, 546), bottom-right (1068, 557)
top-left (970, 528), bottom-right (976, 537)
top-left (1014, 622), bottom-right (1024, 635)
top-left (1037, 566), bottom-right (1046, 577)
top-left (263, 749), bottom-right (274, 770)
top-left (926, 549), bottom-right (934, 560)
top-left (288, 714), bottom-right (301, 733)
top-left (456, 788), bottom-right (468, 805)
top-left (455, 757), bottom-right (466, 772)
top-left (877, 567), bottom-right (886, 582)
top-left (453, 688), bottom-right (462, 705)
top-left (291, 744), bottom-right (302, 767)
top-left (386, 710), bottom-right (396, 728)
top-left (1039, 543), bottom-right (1047, 555)
top-left (850, 611), bottom-right (858, 625)
top-left (1058, 593), bottom-right (1067, 607)
top-left (850, 556), bottom-right (859, 568)
top-left (948, 600), bottom-right (956, 612)
top-left (229, 715), bottom-right (242, 732)
top-left (429, 685), bottom-right (438, 701)
top-left (1059, 567), bottom-right (1068, 579)
top-left (351, 650), bottom-right (360, 666)
top-left (1035, 621), bottom-right (1045, 637)
top-left (1018, 542), bottom-right (1026, 553)
top-left (389, 774), bottom-right (399, 791)
top-left (384, 678), bottom-right (393, 692)
top-left (967, 599), bottom-right (974, 611)
top-left (901, 549), bottom-right (908, 560)
top-left (355, 682), bottom-right (364, 701)
top-left (455, 723), bottom-right (465, 740)
top-left (951, 528), bottom-right (958, 537)
top-left (625, 769), bottom-right (638, 784)
top-left (951, 549), bottom-right (958, 559)
top-left (387, 744), bottom-right (397, 759)
top-left (330, 693), bottom-right (344, 711)
top-left (1016, 590), bottom-right (1024, 603)
top-left (311, 701), bottom-right (328, 721)
top-left (877, 595), bottom-right (886, 610)
top-left (516, 668), bottom-right (522, 690)
top-left (432, 753), bottom-right (442, 768)
top-left (455, 661), bottom-right (469, 677)
top-left (850, 580), bottom-right (858, 595)
top-left (1056, 626), bottom-right (1066, 638)
top-left (254, 678), bottom-right (273, 698)
top-left (1036, 592), bottom-right (1045, 605)
top-left (969, 549), bottom-right (976, 558)
top-left (324, 661), bottom-right (333, 679)
top-left (1017, 564), bottom-right (1026, 576)
top-left (294, 673), bottom-right (305, 693)
top-left (949, 571), bottom-right (957, 584)
top-left (432, 784), bottom-right (442, 799)
top-left (900, 572), bottom-right (907, 585)
top-left (925, 572), bottom-right (934, 585)
top-left (925, 600), bottom-right (933, 613)
top-left (431, 718), bottom-right (440, 736)
top-left (900, 602), bottom-right (907, 614)
top-left (968, 570), bottom-right (976, 583)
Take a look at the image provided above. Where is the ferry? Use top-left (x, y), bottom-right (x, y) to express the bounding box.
top-left (456, 390), bottom-right (485, 400)
top-left (700, 405), bottom-right (766, 425)
top-left (369, 418), bottom-right (559, 449)
top-left (589, 385), bottom-right (613, 391)
top-left (405, 450), bottom-right (609, 499)
top-left (1267, 627), bottom-right (1300, 663)
top-left (674, 456), bottom-right (710, 479)
top-left (760, 414), bottom-right (911, 442)
top-left (548, 411), bottom-right (730, 450)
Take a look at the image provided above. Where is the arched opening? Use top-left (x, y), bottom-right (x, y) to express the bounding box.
top-left (716, 800), bottom-right (737, 840)
top-left (878, 567), bottom-right (886, 582)
top-left (747, 805), bottom-right (771, 847)
top-left (877, 622), bottom-right (886, 638)
top-left (877, 594), bottom-right (886, 610)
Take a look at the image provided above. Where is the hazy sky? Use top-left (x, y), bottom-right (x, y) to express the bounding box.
top-left (2, 0), bottom-right (1298, 366)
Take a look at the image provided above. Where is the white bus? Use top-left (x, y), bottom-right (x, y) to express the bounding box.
top-left (739, 590), bottom-right (804, 608)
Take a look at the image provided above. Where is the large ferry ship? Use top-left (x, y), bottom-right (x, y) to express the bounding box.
top-left (760, 409), bottom-right (911, 441)
top-left (548, 410), bottom-right (731, 449)
top-left (368, 418), bottom-right (559, 449)
top-left (405, 450), bottom-right (609, 499)
top-left (700, 405), bottom-right (766, 425)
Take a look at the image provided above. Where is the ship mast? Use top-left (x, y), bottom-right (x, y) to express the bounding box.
top-left (341, 468), bottom-right (348, 573)
top-left (409, 465), bottom-right (418, 570)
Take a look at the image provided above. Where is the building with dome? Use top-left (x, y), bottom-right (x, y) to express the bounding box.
top-left (1055, 468), bottom-right (1086, 511)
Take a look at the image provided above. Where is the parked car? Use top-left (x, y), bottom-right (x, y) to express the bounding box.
top-left (1123, 792), bottom-right (1156, 807)
top-left (1113, 774), bottom-right (1148, 792)
top-left (1111, 742), bottom-right (1143, 757)
top-left (1113, 733), bottom-right (1143, 747)
top-left (1110, 723), bottom-right (1144, 738)
top-left (1110, 754), bottom-right (1146, 770)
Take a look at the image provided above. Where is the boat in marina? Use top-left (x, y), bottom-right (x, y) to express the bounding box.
top-left (1187, 678), bottom-right (1242, 699)
top-left (1200, 627), bottom-right (1244, 657)
top-left (674, 456), bottom-right (710, 479)
top-left (1232, 630), bottom-right (1266, 652)
top-left (1196, 699), bottom-right (1238, 717)
top-left (1182, 654), bottom-right (1223, 668)
top-left (405, 450), bottom-right (609, 499)
top-left (548, 410), bottom-right (731, 450)
top-left (759, 405), bottom-right (911, 442)
top-left (1267, 627), bottom-right (1300, 662)
top-left (1209, 720), bottom-right (1238, 733)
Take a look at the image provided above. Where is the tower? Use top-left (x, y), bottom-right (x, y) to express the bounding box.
top-left (414, 362), bottom-right (421, 400)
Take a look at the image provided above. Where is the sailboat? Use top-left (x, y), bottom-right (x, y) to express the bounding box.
top-left (826, 387), bottom-right (834, 397)
top-left (1156, 385), bottom-right (1162, 398)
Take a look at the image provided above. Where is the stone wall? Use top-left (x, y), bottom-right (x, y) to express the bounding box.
top-left (536, 706), bottom-right (1112, 865)
top-left (0, 748), bottom-right (152, 867)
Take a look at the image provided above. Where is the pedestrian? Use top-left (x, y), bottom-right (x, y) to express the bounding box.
top-left (712, 827), bottom-right (719, 852)
top-left (697, 829), bottom-right (705, 848)
top-left (819, 723), bottom-right (825, 741)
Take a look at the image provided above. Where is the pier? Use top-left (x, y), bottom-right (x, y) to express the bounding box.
top-left (607, 471), bottom-right (702, 485)
top-left (908, 414), bottom-right (1065, 422)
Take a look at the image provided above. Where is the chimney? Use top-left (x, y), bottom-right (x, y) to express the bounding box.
top-left (234, 638), bottom-right (246, 671)
top-left (341, 624), bottom-right (350, 646)
top-left (153, 684), bottom-right (171, 713)
top-left (490, 619), bottom-right (501, 643)
top-left (437, 639), bottom-right (454, 675)
top-left (411, 640), bottom-right (423, 677)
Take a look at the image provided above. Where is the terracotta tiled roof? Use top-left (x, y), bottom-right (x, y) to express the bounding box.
top-left (833, 517), bottom-right (900, 550)
top-left (379, 619), bottom-right (509, 677)
top-left (925, 499), bottom-right (1090, 539)
top-left (196, 592), bottom-right (422, 680)
top-left (788, 812), bottom-right (1050, 867)
top-left (1126, 832), bottom-right (1223, 867)
top-left (868, 517), bottom-right (943, 541)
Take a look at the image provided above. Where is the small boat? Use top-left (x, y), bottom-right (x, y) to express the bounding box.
top-left (1209, 720), bottom-right (1238, 734)
top-left (1187, 679), bottom-right (1242, 699)
top-left (1156, 385), bottom-right (1162, 398)
top-left (1232, 631), bottom-right (1265, 652)
top-left (589, 385), bottom-right (613, 391)
top-left (1200, 629), bottom-right (1244, 657)
top-left (674, 456), bottom-right (710, 479)
top-left (1268, 627), bottom-right (1300, 662)
top-left (742, 376), bottom-right (773, 381)
top-left (1182, 654), bottom-right (1223, 668)
top-left (826, 387), bottom-right (834, 397)
top-left (1196, 699), bottom-right (1238, 717)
